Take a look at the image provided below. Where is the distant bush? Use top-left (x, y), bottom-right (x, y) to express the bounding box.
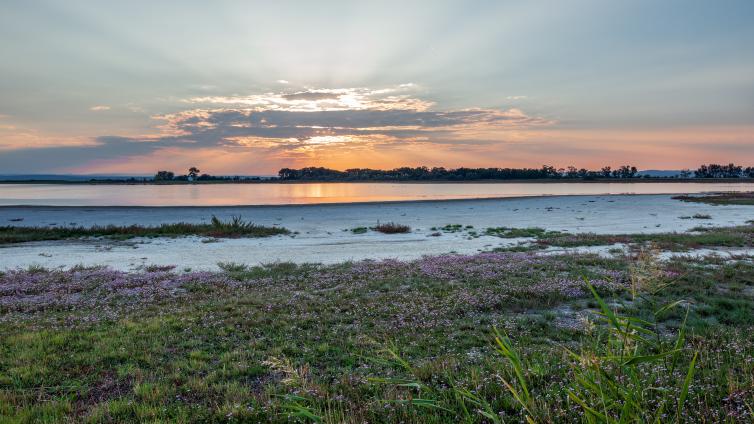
top-left (372, 222), bottom-right (411, 234)
top-left (208, 215), bottom-right (289, 237)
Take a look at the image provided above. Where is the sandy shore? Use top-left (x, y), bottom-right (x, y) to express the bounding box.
top-left (1, 194), bottom-right (752, 270)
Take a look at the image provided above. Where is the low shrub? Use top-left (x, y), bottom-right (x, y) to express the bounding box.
top-left (372, 222), bottom-right (411, 234)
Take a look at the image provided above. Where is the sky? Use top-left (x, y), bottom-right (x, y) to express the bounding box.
top-left (1, 0), bottom-right (753, 175)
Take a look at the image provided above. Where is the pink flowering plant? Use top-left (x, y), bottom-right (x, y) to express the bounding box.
top-left (0, 251), bottom-right (752, 422)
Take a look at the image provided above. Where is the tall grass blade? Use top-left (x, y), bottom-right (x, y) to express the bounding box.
top-left (677, 351), bottom-right (698, 420)
top-left (568, 391), bottom-right (608, 421)
top-left (493, 327), bottom-right (530, 402)
top-left (586, 280), bottom-right (621, 331)
top-left (622, 349), bottom-right (681, 366)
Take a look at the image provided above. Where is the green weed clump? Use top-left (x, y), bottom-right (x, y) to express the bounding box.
top-left (438, 224), bottom-right (464, 233)
top-left (207, 215), bottom-right (288, 237)
top-left (485, 227), bottom-right (560, 238)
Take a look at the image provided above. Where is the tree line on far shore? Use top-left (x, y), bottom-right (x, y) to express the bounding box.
top-left (277, 163), bottom-right (754, 181)
top-left (143, 163), bottom-right (754, 182)
top-left (153, 167), bottom-right (261, 182)
top-left (692, 163), bottom-right (753, 178)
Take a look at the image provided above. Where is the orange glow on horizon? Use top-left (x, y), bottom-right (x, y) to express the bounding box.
top-left (61, 125), bottom-right (754, 175)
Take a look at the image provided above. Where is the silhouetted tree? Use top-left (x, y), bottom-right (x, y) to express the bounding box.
top-left (188, 167), bottom-right (200, 181)
top-left (695, 163), bottom-right (743, 178)
top-left (154, 170), bottom-right (174, 181)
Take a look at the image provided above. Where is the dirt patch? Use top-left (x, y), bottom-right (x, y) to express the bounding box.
top-left (75, 372), bottom-right (133, 416)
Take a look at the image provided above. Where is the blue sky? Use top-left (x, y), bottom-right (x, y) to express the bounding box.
top-left (1, 0), bottom-right (753, 174)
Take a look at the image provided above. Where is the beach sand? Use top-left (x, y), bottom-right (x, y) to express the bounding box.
top-left (0, 194), bottom-right (751, 271)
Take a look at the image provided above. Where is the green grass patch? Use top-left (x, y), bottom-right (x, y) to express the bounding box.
top-left (437, 224), bottom-right (464, 233)
top-left (673, 192), bottom-right (754, 205)
top-left (484, 227), bottom-right (561, 238)
top-left (536, 224), bottom-right (754, 251)
top-left (0, 215), bottom-right (289, 245)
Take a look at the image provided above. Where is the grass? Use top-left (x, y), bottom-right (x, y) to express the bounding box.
top-left (484, 226), bottom-right (561, 238)
top-left (429, 224), bottom-right (463, 233)
top-left (347, 224), bottom-right (410, 235)
top-left (0, 215), bottom-right (289, 245)
top-left (673, 192), bottom-right (754, 205)
top-left (533, 223), bottom-right (754, 251)
top-left (374, 279), bottom-right (703, 423)
top-left (372, 222), bottom-right (411, 234)
top-left (427, 224), bottom-right (753, 251)
top-left (1, 250), bottom-right (753, 422)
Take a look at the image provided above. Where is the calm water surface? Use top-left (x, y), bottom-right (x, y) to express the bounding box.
top-left (0, 182), bottom-right (753, 206)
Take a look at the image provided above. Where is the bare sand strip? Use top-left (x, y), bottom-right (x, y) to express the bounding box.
top-left (0, 194), bottom-right (752, 271)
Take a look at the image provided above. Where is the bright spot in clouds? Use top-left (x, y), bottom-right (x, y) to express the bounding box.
top-left (187, 85), bottom-right (435, 112)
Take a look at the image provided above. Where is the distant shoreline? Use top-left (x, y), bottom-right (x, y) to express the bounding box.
top-left (1, 178), bottom-right (753, 185)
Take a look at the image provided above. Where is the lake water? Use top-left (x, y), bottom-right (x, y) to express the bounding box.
top-left (0, 182), bottom-right (753, 207)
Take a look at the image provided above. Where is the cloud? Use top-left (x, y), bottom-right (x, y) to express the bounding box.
top-left (141, 106), bottom-right (550, 154)
top-left (276, 79), bottom-right (290, 84)
top-left (0, 120), bottom-right (96, 150)
top-left (90, 105), bottom-right (111, 111)
top-left (1, 85), bottom-right (553, 172)
top-left (187, 85), bottom-right (434, 112)
top-left (0, 136), bottom-right (157, 171)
